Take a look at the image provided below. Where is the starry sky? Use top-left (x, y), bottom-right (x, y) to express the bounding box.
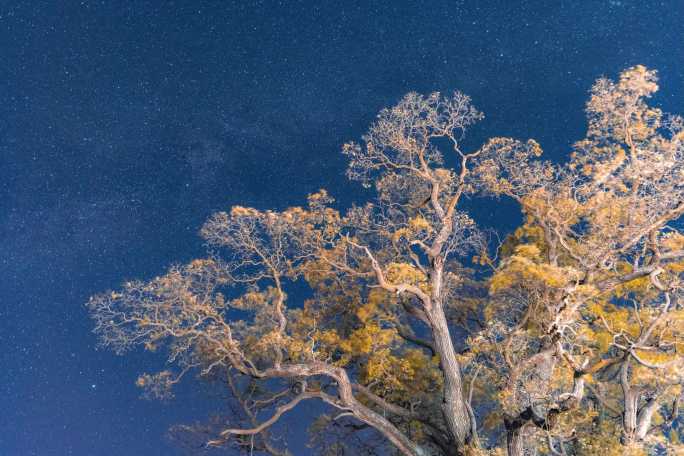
top-left (1, 1), bottom-right (682, 455)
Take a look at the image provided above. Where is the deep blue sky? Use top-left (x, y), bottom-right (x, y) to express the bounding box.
top-left (1, 1), bottom-right (682, 455)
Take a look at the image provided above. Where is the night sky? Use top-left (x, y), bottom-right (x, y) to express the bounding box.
top-left (1, 1), bottom-right (682, 455)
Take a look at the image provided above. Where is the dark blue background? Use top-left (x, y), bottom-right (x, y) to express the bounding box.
top-left (1, 1), bottom-right (682, 454)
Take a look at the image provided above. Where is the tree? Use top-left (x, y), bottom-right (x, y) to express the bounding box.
top-left (88, 66), bottom-right (684, 456)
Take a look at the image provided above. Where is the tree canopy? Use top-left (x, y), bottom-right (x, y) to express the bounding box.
top-left (88, 66), bottom-right (684, 456)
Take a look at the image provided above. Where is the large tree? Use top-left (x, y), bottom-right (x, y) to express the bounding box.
top-left (88, 66), bottom-right (684, 456)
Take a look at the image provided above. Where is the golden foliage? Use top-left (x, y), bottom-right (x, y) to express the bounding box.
top-left (88, 65), bottom-right (684, 456)
top-left (490, 250), bottom-right (580, 293)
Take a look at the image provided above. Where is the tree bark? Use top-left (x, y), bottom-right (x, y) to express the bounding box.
top-left (356, 241), bottom-right (474, 454)
top-left (335, 367), bottom-right (427, 456)
top-left (428, 300), bottom-right (474, 452)
top-left (505, 425), bottom-right (525, 456)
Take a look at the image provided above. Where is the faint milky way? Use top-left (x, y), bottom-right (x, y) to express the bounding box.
top-left (1, 1), bottom-right (682, 455)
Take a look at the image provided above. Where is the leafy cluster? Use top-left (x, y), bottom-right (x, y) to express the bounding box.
top-left (88, 66), bottom-right (684, 456)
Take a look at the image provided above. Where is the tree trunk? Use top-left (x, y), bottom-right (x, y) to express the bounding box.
top-left (428, 301), bottom-right (473, 451)
top-left (635, 398), bottom-right (658, 440)
top-left (621, 390), bottom-right (658, 447)
top-left (506, 425), bottom-right (525, 456)
top-left (620, 360), bottom-right (639, 446)
top-left (621, 388), bottom-right (639, 445)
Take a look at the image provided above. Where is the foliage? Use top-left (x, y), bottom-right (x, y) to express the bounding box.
top-left (88, 66), bottom-right (684, 456)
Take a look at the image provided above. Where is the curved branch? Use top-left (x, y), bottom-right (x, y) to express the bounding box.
top-left (219, 391), bottom-right (317, 437)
